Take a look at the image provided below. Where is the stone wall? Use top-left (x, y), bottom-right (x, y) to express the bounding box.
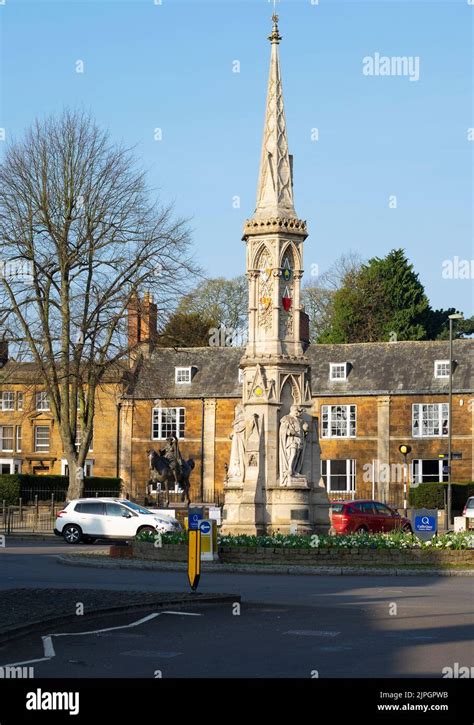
top-left (130, 542), bottom-right (474, 567)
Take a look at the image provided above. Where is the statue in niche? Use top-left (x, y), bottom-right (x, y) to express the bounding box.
top-left (279, 405), bottom-right (308, 485)
top-left (227, 404), bottom-right (259, 482)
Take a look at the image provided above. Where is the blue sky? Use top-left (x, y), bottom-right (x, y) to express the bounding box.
top-left (1, 0), bottom-right (472, 315)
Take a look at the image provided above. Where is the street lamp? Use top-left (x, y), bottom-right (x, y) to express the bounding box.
top-left (447, 313), bottom-right (463, 529)
top-left (398, 444), bottom-right (412, 517)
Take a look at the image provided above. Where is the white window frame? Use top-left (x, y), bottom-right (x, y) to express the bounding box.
top-left (16, 392), bottom-right (23, 411)
top-left (0, 391), bottom-right (15, 411)
top-left (412, 459), bottom-right (448, 484)
top-left (412, 403), bottom-right (449, 438)
top-left (321, 404), bottom-right (356, 438)
top-left (322, 459), bottom-right (356, 493)
top-left (0, 458), bottom-right (22, 474)
top-left (0, 425), bottom-right (14, 452)
top-left (151, 407), bottom-right (185, 440)
top-left (61, 459), bottom-right (94, 477)
top-left (329, 363), bottom-right (347, 381)
top-left (434, 360), bottom-right (450, 379)
top-left (16, 425), bottom-right (22, 453)
top-left (34, 425), bottom-right (50, 452)
top-left (36, 391), bottom-right (50, 411)
top-left (175, 367), bottom-right (192, 384)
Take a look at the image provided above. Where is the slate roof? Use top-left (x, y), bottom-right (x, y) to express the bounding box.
top-left (126, 339), bottom-right (473, 399)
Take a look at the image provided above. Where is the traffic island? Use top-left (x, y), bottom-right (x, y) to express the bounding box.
top-left (0, 588), bottom-right (241, 645)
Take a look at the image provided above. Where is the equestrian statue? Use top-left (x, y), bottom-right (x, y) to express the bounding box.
top-left (147, 436), bottom-right (195, 507)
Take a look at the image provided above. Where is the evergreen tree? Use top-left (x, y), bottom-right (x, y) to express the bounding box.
top-left (319, 249), bottom-right (465, 343)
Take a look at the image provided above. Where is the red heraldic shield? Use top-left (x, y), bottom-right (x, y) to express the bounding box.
top-left (282, 296), bottom-right (292, 311)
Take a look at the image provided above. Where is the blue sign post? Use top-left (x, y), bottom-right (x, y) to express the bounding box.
top-left (199, 520), bottom-right (211, 535)
top-left (412, 508), bottom-right (438, 542)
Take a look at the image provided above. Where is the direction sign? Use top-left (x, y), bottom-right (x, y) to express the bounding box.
top-left (199, 520), bottom-right (211, 535)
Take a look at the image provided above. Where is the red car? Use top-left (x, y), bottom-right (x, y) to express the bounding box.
top-left (331, 500), bottom-right (412, 535)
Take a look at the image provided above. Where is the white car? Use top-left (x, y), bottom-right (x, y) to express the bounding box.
top-left (54, 498), bottom-right (181, 544)
top-left (463, 497), bottom-right (474, 520)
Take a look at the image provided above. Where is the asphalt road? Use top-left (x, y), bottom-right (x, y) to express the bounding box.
top-left (0, 539), bottom-right (473, 678)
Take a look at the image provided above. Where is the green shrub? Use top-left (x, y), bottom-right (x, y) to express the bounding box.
top-left (83, 476), bottom-right (121, 494)
top-left (409, 482), bottom-right (474, 511)
top-left (19, 474), bottom-right (68, 492)
top-left (0, 473), bottom-right (123, 502)
top-left (0, 474), bottom-right (21, 505)
top-left (409, 484), bottom-right (445, 510)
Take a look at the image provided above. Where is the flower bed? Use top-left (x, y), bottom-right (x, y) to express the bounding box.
top-left (129, 530), bottom-right (474, 567)
top-left (218, 531), bottom-right (474, 550)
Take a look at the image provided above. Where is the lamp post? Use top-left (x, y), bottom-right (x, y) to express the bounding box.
top-left (399, 444), bottom-right (412, 517)
top-left (447, 313), bottom-right (463, 529)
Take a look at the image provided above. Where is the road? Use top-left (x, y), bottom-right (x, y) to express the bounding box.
top-left (0, 540), bottom-right (473, 678)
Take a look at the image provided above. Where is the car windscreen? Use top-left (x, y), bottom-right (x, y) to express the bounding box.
top-left (120, 500), bottom-right (153, 515)
top-left (467, 499), bottom-right (474, 509)
top-left (331, 504), bottom-right (344, 513)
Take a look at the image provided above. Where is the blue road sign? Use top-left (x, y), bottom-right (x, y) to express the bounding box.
top-left (412, 508), bottom-right (438, 541)
top-left (414, 515), bottom-right (436, 532)
top-left (189, 513), bottom-right (201, 531)
top-left (199, 520), bottom-right (211, 535)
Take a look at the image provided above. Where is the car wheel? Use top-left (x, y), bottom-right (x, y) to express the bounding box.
top-left (402, 524), bottom-right (412, 534)
top-left (137, 526), bottom-right (156, 536)
top-left (62, 524), bottom-right (82, 544)
top-left (355, 525), bottom-right (368, 533)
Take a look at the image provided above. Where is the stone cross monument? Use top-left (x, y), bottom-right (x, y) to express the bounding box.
top-left (222, 14), bottom-right (330, 535)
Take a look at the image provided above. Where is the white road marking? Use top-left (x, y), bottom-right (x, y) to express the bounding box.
top-left (283, 630), bottom-right (340, 637)
top-left (2, 610), bottom-right (203, 666)
top-left (42, 636), bottom-right (55, 658)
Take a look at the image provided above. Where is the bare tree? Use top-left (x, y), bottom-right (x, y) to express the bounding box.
top-left (177, 275), bottom-right (248, 344)
top-left (0, 110), bottom-right (196, 499)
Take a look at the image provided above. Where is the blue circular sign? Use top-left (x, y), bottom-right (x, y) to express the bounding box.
top-left (200, 520), bottom-right (211, 534)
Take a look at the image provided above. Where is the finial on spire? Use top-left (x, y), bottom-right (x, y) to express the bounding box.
top-left (268, 13), bottom-right (281, 44)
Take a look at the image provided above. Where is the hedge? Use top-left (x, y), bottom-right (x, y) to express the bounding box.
top-left (0, 473), bottom-right (122, 503)
top-left (409, 483), bottom-right (474, 511)
top-left (0, 475), bottom-right (21, 505)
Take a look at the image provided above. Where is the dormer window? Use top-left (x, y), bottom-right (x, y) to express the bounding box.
top-left (330, 363), bottom-right (348, 381)
top-left (175, 367), bottom-right (192, 384)
top-left (434, 360), bottom-right (450, 379)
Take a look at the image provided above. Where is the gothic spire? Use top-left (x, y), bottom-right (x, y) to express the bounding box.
top-left (253, 14), bottom-right (296, 220)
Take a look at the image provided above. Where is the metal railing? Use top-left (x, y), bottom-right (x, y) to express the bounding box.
top-left (20, 488), bottom-right (123, 504)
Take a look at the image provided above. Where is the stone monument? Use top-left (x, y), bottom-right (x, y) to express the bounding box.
top-left (222, 14), bottom-right (330, 535)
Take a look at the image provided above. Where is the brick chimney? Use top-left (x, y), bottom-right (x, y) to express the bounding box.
top-left (127, 292), bottom-right (158, 351)
top-left (0, 339), bottom-right (8, 368)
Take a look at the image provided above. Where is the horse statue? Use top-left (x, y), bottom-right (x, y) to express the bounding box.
top-left (147, 436), bottom-right (195, 507)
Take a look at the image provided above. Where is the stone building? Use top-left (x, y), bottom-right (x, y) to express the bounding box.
top-left (119, 337), bottom-right (473, 506)
top-left (0, 341), bottom-right (123, 480)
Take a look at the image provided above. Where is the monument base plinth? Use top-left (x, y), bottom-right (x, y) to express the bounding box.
top-left (221, 480), bottom-right (330, 536)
